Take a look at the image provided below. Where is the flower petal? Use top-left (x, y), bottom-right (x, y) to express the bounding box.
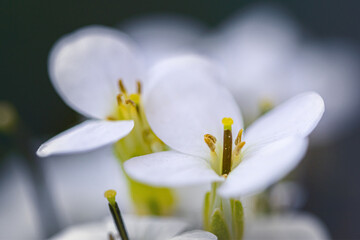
top-left (144, 55), bottom-right (243, 159)
top-left (124, 151), bottom-right (223, 187)
top-left (37, 120), bottom-right (134, 157)
top-left (170, 230), bottom-right (217, 240)
top-left (49, 26), bottom-right (144, 119)
top-left (244, 92), bottom-right (324, 148)
top-left (218, 137), bottom-right (308, 198)
top-left (120, 215), bottom-right (189, 240)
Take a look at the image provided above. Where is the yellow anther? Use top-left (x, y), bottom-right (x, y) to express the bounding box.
top-left (204, 134), bottom-right (217, 152)
top-left (234, 141), bottom-right (246, 156)
top-left (129, 94), bottom-right (140, 104)
top-left (125, 99), bottom-right (136, 107)
top-left (136, 81), bottom-right (142, 94)
top-left (106, 116), bottom-right (116, 121)
top-left (118, 79), bottom-right (127, 94)
top-left (104, 189), bottom-right (117, 207)
top-left (235, 129), bottom-right (243, 146)
top-left (222, 117), bottom-right (233, 130)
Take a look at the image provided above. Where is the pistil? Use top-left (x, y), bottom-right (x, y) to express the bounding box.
top-left (104, 190), bottom-right (129, 240)
top-left (222, 118), bottom-right (233, 175)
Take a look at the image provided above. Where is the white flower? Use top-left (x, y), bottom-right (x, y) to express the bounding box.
top-left (50, 215), bottom-right (217, 240)
top-left (120, 14), bottom-right (206, 68)
top-left (204, 5), bottom-right (360, 143)
top-left (124, 56), bottom-right (324, 198)
top-left (245, 213), bottom-right (330, 240)
top-left (36, 26), bottom-right (144, 157)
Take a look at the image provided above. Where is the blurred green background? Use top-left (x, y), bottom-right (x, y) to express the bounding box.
top-left (2, 0), bottom-right (360, 239)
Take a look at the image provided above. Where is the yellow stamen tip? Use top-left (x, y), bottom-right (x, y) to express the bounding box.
top-left (104, 189), bottom-right (117, 206)
top-left (222, 117), bottom-right (233, 130)
top-left (129, 94), bottom-right (140, 104)
top-left (204, 134), bottom-right (217, 152)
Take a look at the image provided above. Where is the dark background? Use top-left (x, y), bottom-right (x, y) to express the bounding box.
top-left (2, 0), bottom-right (360, 239)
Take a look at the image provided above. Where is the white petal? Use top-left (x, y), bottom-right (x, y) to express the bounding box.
top-left (49, 221), bottom-right (108, 240)
top-left (124, 151), bottom-right (223, 187)
top-left (145, 55), bottom-right (242, 159)
top-left (245, 213), bottom-right (330, 240)
top-left (218, 137), bottom-right (308, 198)
top-left (37, 120), bottom-right (134, 157)
top-left (120, 215), bottom-right (189, 240)
top-left (170, 230), bottom-right (217, 240)
top-left (49, 26), bottom-right (144, 119)
top-left (244, 92), bottom-right (324, 148)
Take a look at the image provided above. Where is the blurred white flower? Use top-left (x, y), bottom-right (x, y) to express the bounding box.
top-left (42, 146), bottom-right (130, 227)
top-left (0, 156), bottom-right (43, 240)
top-left (124, 55), bottom-right (324, 198)
top-left (245, 213), bottom-right (330, 240)
top-left (120, 14), bottom-right (206, 67)
top-left (204, 5), bottom-right (360, 143)
top-left (50, 215), bottom-right (216, 240)
top-left (204, 5), bottom-right (301, 124)
top-left (36, 26), bottom-right (145, 157)
top-left (285, 42), bottom-right (360, 143)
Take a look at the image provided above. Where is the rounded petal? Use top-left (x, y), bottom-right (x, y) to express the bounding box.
top-left (218, 137), bottom-right (308, 198)
top-left (50, 221), bottom-right (108, 240)
top-left (245, 92), bottom-right (324, 147)
top-left (145, 55), bottom-right (243, 159)
top-left (37, 120), bottom-right (134, 157)
top-left (171, 230), bottom-right (217, 240)
top-left (124, 151), bottom-right (224, 187)
top-left (120, 215), bottom-right (189, 240)
top-left (49, 26), bottom-right (144, 119)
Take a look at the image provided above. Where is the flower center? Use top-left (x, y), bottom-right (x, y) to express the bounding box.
top-left (110, 80), bottom-right (167, 160)
top-left (204, 117), bottom-right (245, 176)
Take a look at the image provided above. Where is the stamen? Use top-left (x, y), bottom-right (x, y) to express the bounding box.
top-left (234, 141), bottom-right (246, 156)
top-left (125, 99), bottom-right (136, 107)
top-left (118, 79), bottom-right (127, 94)
top-left (235, 129), bottom-right (243, 146)
top-left (104, 190), bottom-right (129, 240)
top-left (222, 117), bottom-right (233, 175)
top-left (136, 81), bottom-right (142, 94)
top-left (108, 233), bottom-right (115, 240)
top-left (204, 134), bottom-right (217, 152)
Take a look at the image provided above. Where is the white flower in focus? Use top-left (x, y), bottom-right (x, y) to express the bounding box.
top-left (124, 56), bottom-right (324, 198)
top-left (36, 26), bottom-right (144, 157)
top-left (50, 215), bottom-right (217, 240)
top-left (120, 14), bottom-right (206, 67)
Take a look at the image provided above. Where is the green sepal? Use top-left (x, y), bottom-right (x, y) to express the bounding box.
top-left (209, 208), bottom-right (231, 240)
top-left (231, 199), bottom-right (244, 240)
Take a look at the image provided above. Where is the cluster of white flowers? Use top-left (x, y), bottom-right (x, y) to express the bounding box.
top-left (36, 5), bottom-right (343, 240)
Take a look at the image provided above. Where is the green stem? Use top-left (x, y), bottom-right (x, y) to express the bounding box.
top-left (203, 183), bottom-right (244, 240)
